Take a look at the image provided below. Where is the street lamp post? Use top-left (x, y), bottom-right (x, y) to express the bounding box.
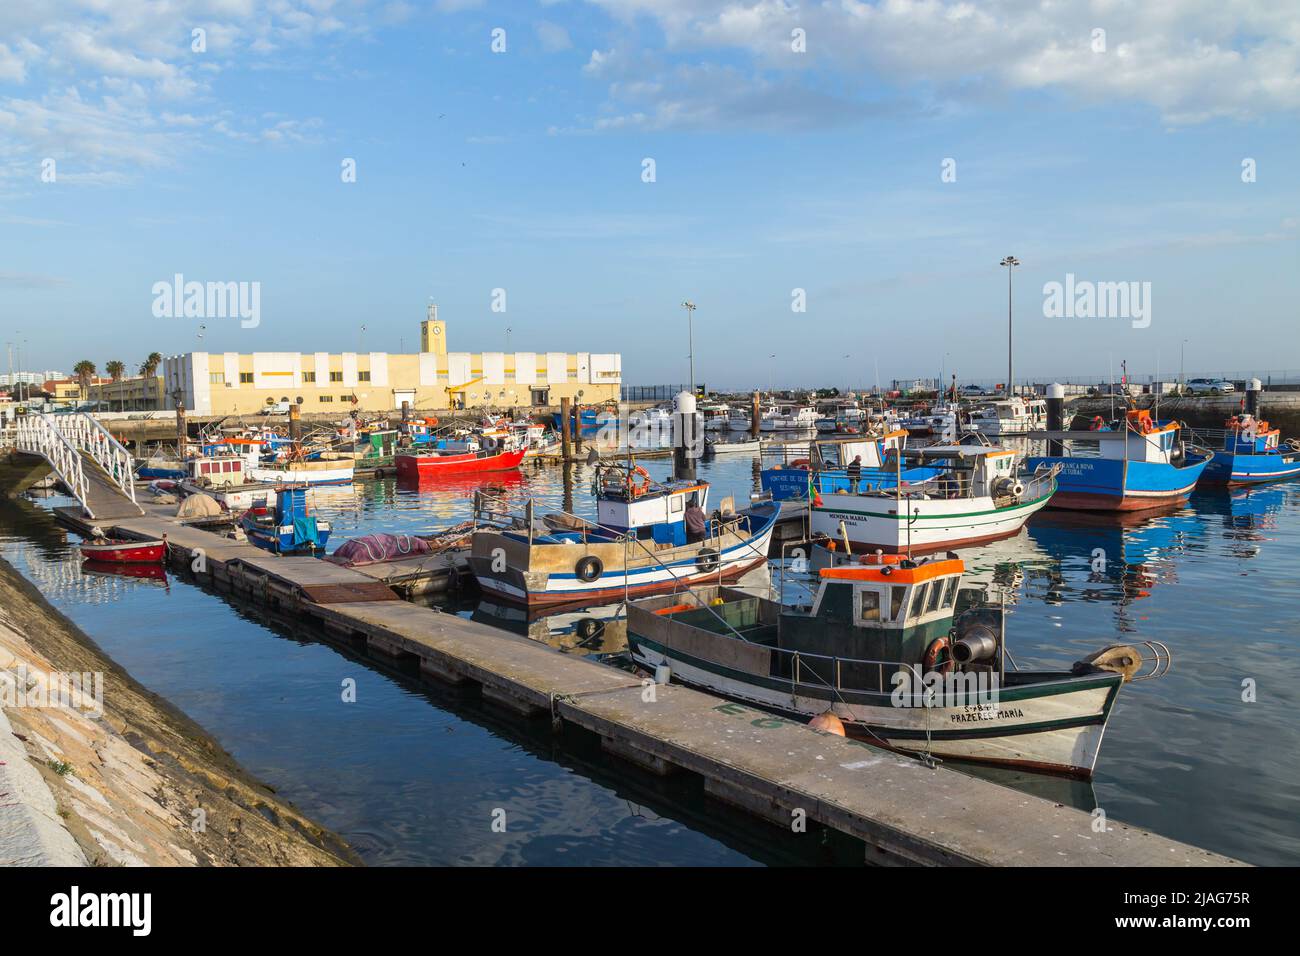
top-left (1000, 256), bottom-right (1020, 398)
top-left (1180, 338), bottom-right (1188, 391)
top-left (681, 301), bottom-right (696, 395)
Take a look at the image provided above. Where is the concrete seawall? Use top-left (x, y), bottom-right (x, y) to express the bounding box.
top-left (0, 553), bottom-right (358, 867)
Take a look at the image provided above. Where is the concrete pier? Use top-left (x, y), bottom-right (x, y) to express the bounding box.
top-left (47, 499), bottom-right (1243, 867)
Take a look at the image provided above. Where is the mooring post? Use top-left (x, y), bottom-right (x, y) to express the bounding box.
top-left (175, 400), bottom-right (187, 459)
top-left (1046, 382), bottom-right (1064, 456)
top-left (1246, 378), bottom-right (1262, 417)
top-left (560, 396), bottom-right (572, 460)
top-left (750, 390), bottom-right (760, 438)
top-left (288, 402), bottom-right (302, 443)
top-left (673, 390), bottom-right (700, 480)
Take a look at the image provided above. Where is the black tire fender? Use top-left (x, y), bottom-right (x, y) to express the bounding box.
top-left (695, 547), bottom-right (721, 573)
top-left (575, 555), bottom-right (603, 582)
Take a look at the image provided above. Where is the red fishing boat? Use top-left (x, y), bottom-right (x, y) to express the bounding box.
top-left (395, 445), bottom-right (526, 479)
top-left (79, 537), bottom-right (167, 564)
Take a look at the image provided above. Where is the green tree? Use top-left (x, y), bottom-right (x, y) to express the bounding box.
top-left (72, 360), bottom-right (96, 401)
top-left (105, 360), bottom-right (125, 411)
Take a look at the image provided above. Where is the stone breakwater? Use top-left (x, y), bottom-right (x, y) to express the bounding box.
top-left (0, 556), bottom-right (358, 867)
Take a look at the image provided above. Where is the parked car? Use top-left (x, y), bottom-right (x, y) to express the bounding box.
top-left (961, 385), bottom-right (989, 396)
top-left (1187, 378), bottom-right (1235, 395)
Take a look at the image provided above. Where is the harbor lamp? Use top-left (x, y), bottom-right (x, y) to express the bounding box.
top-left (1000, 256), bottom-right (1020, 397)
top-left (681, 301), bottom-right (697, 395)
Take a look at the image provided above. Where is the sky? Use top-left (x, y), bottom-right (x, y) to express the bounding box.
top-left (0, 0), bottom-right (1297, 390)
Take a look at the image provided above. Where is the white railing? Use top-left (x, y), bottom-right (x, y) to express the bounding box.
top-left (50, 413), bottom-right (137, 505)
top-left (15, 413), bottom-right (91, 514)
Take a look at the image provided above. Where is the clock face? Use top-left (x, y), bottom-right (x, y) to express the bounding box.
top-left (432, 326), bottom-right (442, 335)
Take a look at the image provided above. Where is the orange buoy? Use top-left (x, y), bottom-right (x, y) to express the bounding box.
top-left (808, 711), bottom-right (846, 737)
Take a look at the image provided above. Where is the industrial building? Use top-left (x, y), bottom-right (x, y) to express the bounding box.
top-left (161, 306), bottom-right (622, 416)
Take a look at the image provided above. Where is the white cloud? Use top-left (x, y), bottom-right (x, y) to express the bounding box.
top-left (537, 21), bottom-right (574, 53)
top-left (583, 0), bottom-right (1300, 125)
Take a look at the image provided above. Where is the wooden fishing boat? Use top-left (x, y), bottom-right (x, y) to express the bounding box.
top-left (1199, 414), bottom-right (1300, 486)
top-left (395, 444), bottom-right (526, 479)
top-left (239, 485), bottom-right (330, 554)
top-left (626, 554), bottom-right (1170, 777)
top-left (469, 466), bottom-right (779, 608)
top-left (80, 537), bottom-right (166, 563)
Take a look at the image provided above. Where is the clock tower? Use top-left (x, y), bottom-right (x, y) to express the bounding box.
top-left (420, 304), bottom-right (447, 359)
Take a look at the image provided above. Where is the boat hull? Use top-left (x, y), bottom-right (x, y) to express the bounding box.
top-left (1201, 448), bottom-right (1300, 486)
top-left (248, 464), bottom-right (353, 486)
top-left (470, 504), bottom-right (778, 608)
top-left (395, 446), bottom-right (526, 478)
top-left (810, 487), bottom-right (1054, 553)
top-left (80, 540), bottom-right (166, 563)
top-left (1026, 454), bottom-right (1210, 511)
top-left (627, 632), bottom-right (1120, 777)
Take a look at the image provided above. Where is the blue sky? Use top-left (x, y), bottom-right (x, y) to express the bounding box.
top-left (1, 1), bottom-right (1297, 389)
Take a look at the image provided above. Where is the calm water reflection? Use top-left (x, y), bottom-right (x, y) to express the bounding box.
top-left (3, 455), bottom-right (1298, 865)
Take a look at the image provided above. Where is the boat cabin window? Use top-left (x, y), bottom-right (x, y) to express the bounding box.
top-left (910, 583), bottom-right (929, 619)
top-left (889, 585), bottom-right (907, 621)
top-left (669, 495), bottom-right (683, 513)
top-left (857, 588), bottom-right (881, 623)
top-left (926, 581), bottom-right (943, 613)
top-left (942, 577), bottom-right (958, 607)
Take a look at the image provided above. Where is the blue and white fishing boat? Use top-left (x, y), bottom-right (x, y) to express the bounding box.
top-left (468, 464), bottom-right (779, 608)
top-left (1200, 413), bottom-right (1300, 486)
top-left (239, 485), bottom-right (330, 555)
top-left (1026, 409), bottom-right (1212, 511)
top-left (760, 430), bottom-right (936, 506)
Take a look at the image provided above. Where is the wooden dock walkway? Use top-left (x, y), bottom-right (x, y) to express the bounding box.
top-left (48, 504), bottom-right (1243, 867)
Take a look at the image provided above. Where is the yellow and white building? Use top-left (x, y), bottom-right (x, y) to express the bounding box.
top-left (162, 306), bottom-right (623, 416)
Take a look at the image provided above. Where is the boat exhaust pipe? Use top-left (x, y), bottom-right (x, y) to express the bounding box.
top-left (951, 625), bottom-right (998, 665)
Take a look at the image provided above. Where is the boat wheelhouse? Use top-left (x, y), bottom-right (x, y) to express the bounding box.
top-left (177, 454), bottom-right (279, 510)
top-left (810, 446), bottom-right (1058, 552)
top-left (239, 484), bottom-right (331, 554)
top-left (1199, 414), bottom-right (1300, 486)
top-left (760, 430), bottom-right (933, 503)
top-left (627, 554), bottom-right (1167, 777)
top-left (468, 466), bottom-right (779, 608)
top-left (760, 404), bottom-right (819, 431)
top-left (1025, 409), bottom-right (1213, 511)
top-left (964, 397), bottom-right (1047, 437)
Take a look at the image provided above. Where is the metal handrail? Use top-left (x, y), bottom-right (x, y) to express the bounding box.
top-left (49, 412), bottom-right (137, 504)
top-left (14, 413), bottom-right (91, 514)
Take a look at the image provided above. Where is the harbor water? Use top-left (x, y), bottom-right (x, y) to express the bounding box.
top-left (2, 451), bottom-right (1297, 865)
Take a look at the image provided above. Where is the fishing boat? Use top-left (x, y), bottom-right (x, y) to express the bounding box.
top-left (239, 485), bottom-right (330, 554)
top-left (248, 454), bottom-right (354, 486)
top-left (760, 430), bottom-right (935, 505)
top-left (136, 456), bottom-right (186, 480)
top-left (964, 397), bottom-right (1047, 437)
top-left (1025, 409), bottom-right (1213, 511)
top-left (395, 442), bottom-right (526, 479)
top-left (700, 403), bottom-right (732, 431)
top-left (178, 454), bottom-right (279, 511)
top-left (760, 404), bottom-right (819, 432)
top-left (1199, 414), bottom-right (1300, 486)
top-left (626, 554), bottom-right (1169, 777)
top-left (704, 436), bottom-right (764, 456)
top-left (468, 465), bottom-right (780, 608)
top-left (811, 445), bottom-right (1058, 552)
top-left (80, 536), bottom-right (166, 563)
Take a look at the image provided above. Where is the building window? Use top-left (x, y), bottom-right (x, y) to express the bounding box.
top-left (320, 395), bottom-right (334, 403)
top-left (358, 371), bottom-right (371, 382)
top-left (329, 371), bottom-right (343, 382)
top-left (340, 395), bottom-right (351, 403)
top-left (239, 372), bottom-right (253, 384)
top-left (209, 372), bottom-right (225, 384)
top-left (530, 387), bottom-right (550, 405)
top-left (303, 371), bottom-right (316, 382)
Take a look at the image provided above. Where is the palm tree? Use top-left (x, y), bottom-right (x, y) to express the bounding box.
top-left (105, 360), bottom-right (125, 411)
top-left (138, 351), bottom-right (162, 377)
top-left (72, 360), bottom-right (96, 403)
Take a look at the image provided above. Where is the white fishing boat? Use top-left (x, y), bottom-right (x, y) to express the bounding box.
top-left (177, 455), bottom-right (279, 510)
top-left (248, 456), bottom-right (354, 486)
top-left (811, 446), bottom-right (1058, 552)
top-left (964, 397), bottom-right (1047, 437)
top-left (700, 403), bottom-right (732, 431)
top-left (626, 554), bottom-right (1170, 777)
top-left (761, 404), bottom-right (819, 432)
top-left (704, 436), bottom-right (764, 456)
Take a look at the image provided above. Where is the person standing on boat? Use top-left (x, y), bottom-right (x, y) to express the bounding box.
top-left (685, 500), bottom-right (708, 543)
top-left (846, 455), bottom-right (863, 494)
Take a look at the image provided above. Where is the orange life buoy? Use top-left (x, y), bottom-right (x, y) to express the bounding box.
top-left (790, 458), bottom-right (811, 469)
top-left (924, 636), bottom-right (952, 674)
top-left (1090, 416), bottom-right (1104, 431)
top-left (626, 465), bottom-right (651, 497)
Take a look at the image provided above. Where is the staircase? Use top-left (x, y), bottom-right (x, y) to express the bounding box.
top-left (13, 412), bottom-right (144, 519)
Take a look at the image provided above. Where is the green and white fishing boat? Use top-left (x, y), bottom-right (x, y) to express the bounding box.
top-left (627, 554), bottom-right (1169, 777)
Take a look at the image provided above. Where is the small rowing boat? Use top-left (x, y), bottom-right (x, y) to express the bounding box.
top-left (80, 537), bottom-right (167, 564)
